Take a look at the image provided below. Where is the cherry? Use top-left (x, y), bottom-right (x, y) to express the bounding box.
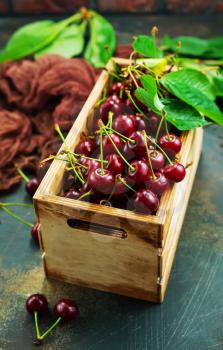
top-left (113, 176), bottom-right (129, 196)
top-left (143, 150), bottom-right (165, 171)
top-left (75, 138), bottom-right (95, 157)
top-left (53, 299), bottom-right (79, 321)
top-left (97, 133), bottom-right (123, 156)
top-left (105, 153), bottom-right (124, 175)
top-left (127, 131), bottom-right (151, 158)
top-left (25, 178), bottom-right (39, 197)
top-left (135, 114), bottom-right (147, 131)
top-left (113, 114), bottom-right (136, 137)
top-left (26, 294), bottom-right (48, 314)
top-left (133, 189), bottom-right (159, 214)
top-left (100, 96), bottom-right (129, 123)
top-left (158, 134), bottom-right (182, 157)
top-left (88, 168), bottom-right (115, 194)
top-left (79, 157), bottom-right (100, 178)
top-left (31, 223), bottom-right (40, 243)
top-left (163, 163), bottom-right (186, 182)
top-left (65, 190), bottom-right (80, 199)
top-left (109, 81), bottom-right (125, 96)
top-left (127, 160), bottom-right (151, 186)
top-left (148, 114), bottom-right (165, 137)
top-left (145, 172), bottom-right (169, 195)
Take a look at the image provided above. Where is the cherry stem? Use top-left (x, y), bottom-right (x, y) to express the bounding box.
top-left (0, 202), bottom-right (33, 208)
top-left (154, 113), bottom-right (165, 152)
top-left (1, 206), bottom-right (33, 227)
top-left (38, 317), bottom-right (62, 341)
top-left (79, 190), bottom-right (93, 200)
top-left (128, 65), bottom-right (138, 89)
top-left (146, 135), bottom-right (173, 165)
top-left (67, 152), bottom-right (108, 164)
top-left (142, 131), bottom-right (156, 179)
top-left (118, 176), bottom-right (136, 193)
top-left (100, 122), bottom-right (135, 171)
top-left (99, 128), bottom-right (105, 175)
top-left (34, 312), bottom-right (40, 340)
top-left (16, 166), bottom-right (29, 183)
top-left (55, 124), bottom-right (85, 184)
top-left (109, 127), bottom-right (134, 143)
top-left (126, 90), bottom-right (148, 120)
top-left (151, 26), bottom-right (158, 57)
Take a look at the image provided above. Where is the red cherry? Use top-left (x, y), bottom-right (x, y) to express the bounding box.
top-left (135, 114), bottom-right (148, 131)
top-left (145, 172), bottom-right (169, 195)
top-left (109, 81), bottom-right (125, 96)
top-left (53, 299), bottom-right (79, 321)
top-left (112, 114), bottom-right (136, 137)
top-left (31, 223), bottom-right (40, 243)
top-left (133, 189), bottom-right (159, 214)
top-left (113, 176), bottom-right (129, 196)
top-left (127, 131), bottom-right (151, 158)
top-left (88, 168), bottom-right (115, 194)
top-left (65, 190), bottom-right (80, 199)
top-left (105, 153), bottom-right (124, 175)
top-left (163, 163), bottom-right (186, 182)
top-left (127, 160), bottom-right (150, 186)
top-left (100, 96), bottom-right (130, 123)
top-left (26, 294), bottom-right (48, 314)
top-left (25, 178), bottom-right (39, 197)
top-left (75, 139), bottom-right (95, 157)
top-left (142, 150), bottom-right (165, 171)
top-left (79, 157), bottom-right (100, 178)
top-left (148, 114), bottom-right (165, 137)
top-left (158, 134), bottom-right (182, 157)
top-left (97, 133), bottom-right (123, 156)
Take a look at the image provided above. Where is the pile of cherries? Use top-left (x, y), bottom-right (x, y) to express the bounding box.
top-left (26, 293), bottom-right (79, 345)
top-left (61, 69), bottom-right (186, 215)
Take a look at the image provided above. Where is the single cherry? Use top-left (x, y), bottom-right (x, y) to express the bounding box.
top-left (127, 131), bottom-right (151, 158)
top-left (65, 190), bottom-right (80, 199)
top-left (133, 189), bottom-right (159, 214)
top-left (127, 160), bottom-right (151, 186)
top-left (148, 114), bottom-right (165, 137)
top-left (75, 138), bottom-right (95, 157)
top-left (145, 172), bottom-right (169, 195)
top-left (79, 157), bottom-right (100, 178)
top-left (163, 163), bottom-right (186, 182)
top-left (25, 178), bottom-right (39, 197)
top-left (109, 81), bottom-right (125, 96)
top-left (113, 114), bottom-right (136, 137)
top-left (100, 96), bottom-right (129, 123)
top-left (135, 114), bottom-right (148, 131)
top-left (53, 299), bottom-right (79, 321)
top-left (143, 150), bottom-right (165, 171)
top-left (26, 294), bottom-right (48, 314)
top-left (88, 168), bottom-right (115, 194)
top-left (105, 153), bottom-right (124, 175)
top-left (158, 134), bottom-right (182, 157)
top-left (31, 223), bottom-right (40, 243)
top-left (113, 175), bottom-right (129, 196)
top-left (97, 133), bottom-right (123, 156)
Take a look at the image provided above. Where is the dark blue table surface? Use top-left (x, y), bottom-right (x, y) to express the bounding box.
top-left (0, 14), bottom-right (223, 350)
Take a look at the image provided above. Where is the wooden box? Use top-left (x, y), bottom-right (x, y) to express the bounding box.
top-left (34, 58), bottom-right (203, 303)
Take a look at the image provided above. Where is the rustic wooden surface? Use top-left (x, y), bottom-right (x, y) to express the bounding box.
top-left (0, 14), bottom-right (223, 350)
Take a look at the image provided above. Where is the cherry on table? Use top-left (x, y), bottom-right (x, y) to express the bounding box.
top-left (25, 178), bottom-right (39, 197)
top-left (133, 189), bottom-right (159, 214)
top-left (145, 172), bottom-right (170, 195)
top-left (163, 163), bottom-right (186, 182)
top-left (113, 114), bottom-right (136, 137)
top-left (105, 153), bottom-right (125, 175)
top-left (53, 299), bottom-right (79, 321)
top-left (88, 168), bottom-right (115, 194)
top-left (26, 294), bottom-right (48, 314)
top-left (75, 138), bottom-right (95, 157)
top-left (158, 133), bottom-right (182, 157)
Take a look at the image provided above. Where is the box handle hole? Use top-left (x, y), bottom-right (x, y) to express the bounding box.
top-left (67, 219), bottom-right (127, 239)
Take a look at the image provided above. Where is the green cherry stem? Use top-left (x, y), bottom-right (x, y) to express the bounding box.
top-left (100, 122), bottom-right (135, 171)
top-left (118, 176), bottom-right (136, 193)
top-left (126, 90), bottom-right (148, 119)
top-left (109, 127), bottom-right (135, 143)
top-left (99, 128), bottom-right (105, 175)
top-left (78, 190), bottom-right (93, 201)
top-left (0, 202), bottom-right (33, 208)
top-left (1, 206), bottom-right (33, 227)
top-left (16, 166), bottom-right (29, 183)
top-left (143, 131), bottom-right (156, 180)
top-left (34, 312), bottom-right (40, 340)
top-left (154, 112), bottom-right (165, 152)
top-left (37, 317), bottom-right (62, 341)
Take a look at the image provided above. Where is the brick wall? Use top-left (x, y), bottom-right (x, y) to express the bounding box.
top-left (0, 0), bottom-right (222, 14)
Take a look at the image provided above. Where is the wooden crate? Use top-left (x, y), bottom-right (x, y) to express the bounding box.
top-left (34, 58), bottom-right (203, 303)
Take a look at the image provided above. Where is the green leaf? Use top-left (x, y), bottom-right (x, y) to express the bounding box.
top-left (162, 35), bottom-right (208, 57)
top-left (140, 74), bottom-right (164, 111)
top-left (35, 22), bottom-right (86, 58)
top-left (84, 13), bottom-right (116, 68)
top-left (163, 99), bottom-right (210, 130)
top-left (212, 74), bottom-right (223, 97)
top-left (133, 35), bottom-right (163, 58)
top-left (206, 37), bottom-right (223, 59)
top-left (160, 68), bottom-right (223, 125)
top-left (0, 13), bottom-right (81, 62)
